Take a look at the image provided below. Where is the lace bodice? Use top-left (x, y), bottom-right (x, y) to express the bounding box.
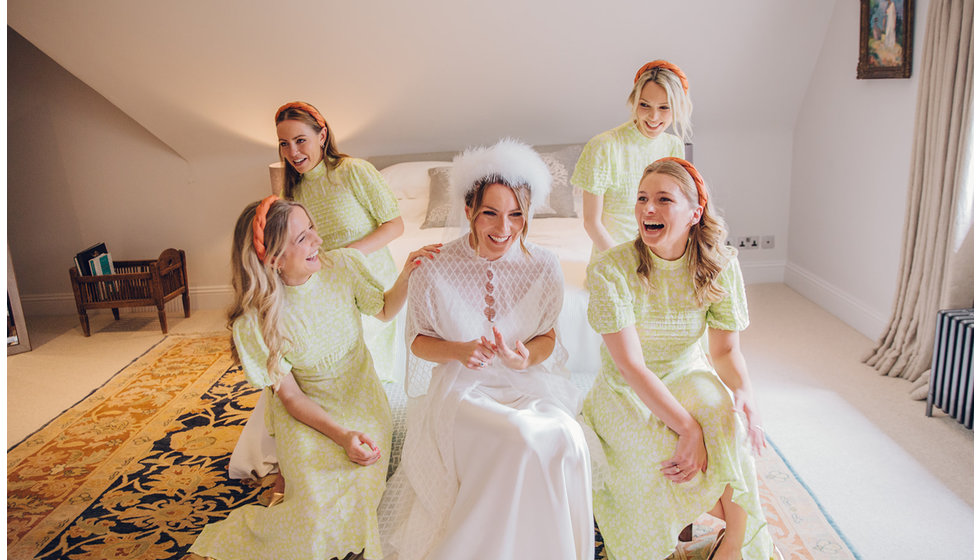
top-left (404, 236), bottom-right (566, 397)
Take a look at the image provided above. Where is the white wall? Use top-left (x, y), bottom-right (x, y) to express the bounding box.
top-left (694, 126), bottom-right (795, 284)
top-left (7, 31), bottom-right (273, 313)
top-left (787, 0), bottom-right (929, 340)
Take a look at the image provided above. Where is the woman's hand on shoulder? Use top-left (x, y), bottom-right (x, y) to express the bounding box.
top-left (402, 243), bottom-right (442, 274)
top-left (339, 430), bottom-right (382, 466)
top-left (489, 326), bottom-right (531, 370)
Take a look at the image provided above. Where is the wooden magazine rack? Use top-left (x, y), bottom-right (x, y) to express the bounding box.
top-left (69, 248), bottom-right (190, 336)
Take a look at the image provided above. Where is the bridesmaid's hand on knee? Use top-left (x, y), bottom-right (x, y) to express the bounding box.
top-left (660, 426), bottom-right (707, 483)
top-left (341, 430), bottom-right (382, 466)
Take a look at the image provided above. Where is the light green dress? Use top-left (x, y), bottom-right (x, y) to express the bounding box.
top-left (190, 249), bottom-right (393, 560)
top-left (292, 158), bottom-right (401, 382)
top-left (583, 243), bottom-right (774, 560)
top-left (571, 122), bottom-right (684, 258)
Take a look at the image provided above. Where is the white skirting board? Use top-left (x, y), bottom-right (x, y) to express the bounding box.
top-left (783, 262), bottom-right (889, 341)
top-left (739, 259), bottom-right (787, 285)
top-left (21, 285), bottom-right (235, 317)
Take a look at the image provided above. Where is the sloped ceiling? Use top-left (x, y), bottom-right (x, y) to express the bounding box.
top-left (9, 1), bottom-right (834, 160)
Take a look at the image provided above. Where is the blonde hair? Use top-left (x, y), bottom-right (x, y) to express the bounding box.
top-left (465, 178), bottom-right (532, 256)
top-left (228, 198), bottom-right (312, 384)
top-left (633, 159), bottom-right (728, 306)
top-left (628, 67), bottom-right (694, 142)
top-left (275, 106), bottom-right (349, 199)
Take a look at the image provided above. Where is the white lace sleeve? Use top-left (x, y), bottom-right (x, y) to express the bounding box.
top-left (404, 255), bottom-right (441, 398)
top-left (527, 246), bottom-right (568, 373)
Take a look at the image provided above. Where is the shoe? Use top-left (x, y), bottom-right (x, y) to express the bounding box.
top-left (266, 491), bottom-right (284, 507)
top-left (679, 523), bottom-right (694, 542)
top-left (706, 528), bottom-right (726, 560)
top-left (670, 542), bottom-right (690, 560)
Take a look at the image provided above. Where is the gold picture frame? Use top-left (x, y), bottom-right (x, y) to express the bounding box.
top-left (858, 0), bottom-right (914, 79)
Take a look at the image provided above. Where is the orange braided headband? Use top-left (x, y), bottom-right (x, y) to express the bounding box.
top-left (275, 101), bottom-right (326, 129)
top-left (634, 60), bottom-right (689, 93)
top-left (252, 195), bottom-right (279, 263)
top-left (658, 157), bottom-right (707, 210)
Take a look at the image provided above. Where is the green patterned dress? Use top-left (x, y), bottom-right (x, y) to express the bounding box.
top-left (292, 158), bottom-right (401, 382)
top-left (190, 249), bottom-right (393, 560)
top-left (582, 243), bottom-right (774, 560)
top-left (571, 122), bottom-right (684, 258)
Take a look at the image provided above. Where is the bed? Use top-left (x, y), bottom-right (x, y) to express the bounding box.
top-left (370, 142), bottom-right (603, 387)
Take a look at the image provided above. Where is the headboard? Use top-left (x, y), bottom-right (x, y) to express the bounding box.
top-left (365, 143), bottom-right (585, 169)
top-left (366, 142), bottom-right (693, 169)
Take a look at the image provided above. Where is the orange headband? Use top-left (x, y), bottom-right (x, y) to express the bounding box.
top-left (634, 60), bottom-right (689, 93)
top-left (252, 195), bottom-right (279, 263)
top-left (275, 101), bottom-right (326, 129)
top-left (658, 157), bottom-right (707, 210)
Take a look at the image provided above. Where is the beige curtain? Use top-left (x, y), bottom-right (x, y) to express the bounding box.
top-left (864, 0), bottom-right (974, 395)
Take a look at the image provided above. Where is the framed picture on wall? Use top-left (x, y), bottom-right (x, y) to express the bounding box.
top-left (857, 0), bottom-right (914, 78)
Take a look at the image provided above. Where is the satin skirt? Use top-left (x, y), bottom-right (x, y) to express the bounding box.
top-left (382, 381), bottom-right (593, 560)
top-left (228, 390), bottom-right (278, 480)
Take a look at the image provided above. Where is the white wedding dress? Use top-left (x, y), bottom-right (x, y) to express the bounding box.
top-left (378, 236), bottom-right (593, 560)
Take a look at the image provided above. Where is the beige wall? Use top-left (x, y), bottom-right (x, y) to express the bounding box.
top-left (8, 30), bottom-right (273, 313)
top-left (787, 0), bottom-right (929, 339)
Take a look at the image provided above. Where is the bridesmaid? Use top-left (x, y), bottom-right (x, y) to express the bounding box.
top-left (275, 101), bottom-right (404, 383)
top-left (583, 158), bottom-right (781, 560)
top-left (573, 60), bottom-right (693, 258)
top-left (189, 196), bottom-right (437, 560)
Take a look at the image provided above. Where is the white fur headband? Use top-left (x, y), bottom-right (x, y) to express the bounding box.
top-left (449, 138), bottom-right (552, 215)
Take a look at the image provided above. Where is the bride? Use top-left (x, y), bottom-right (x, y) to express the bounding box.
top-left (380, 139), bottom-right (593, 560)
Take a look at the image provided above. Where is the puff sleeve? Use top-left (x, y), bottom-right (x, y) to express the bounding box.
top-left (586, 251), bottom-right (637, 334)
top-left (334, 248), bottom-right (385, 317)
top-left (706, 251), bottom-right (750, 332)
top-left (232, 312), bottom-right (292, 389)
top-left (571, 134), bottom-right (615, 196)
top-left (347, 158), bottom-right (401, 226)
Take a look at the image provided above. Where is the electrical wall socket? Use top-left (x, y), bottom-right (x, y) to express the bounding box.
top-left (737, 235), bottom-right (774, 250)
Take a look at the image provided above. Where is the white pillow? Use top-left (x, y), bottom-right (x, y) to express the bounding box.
top-left (380, 161), bottom-right (451, 200)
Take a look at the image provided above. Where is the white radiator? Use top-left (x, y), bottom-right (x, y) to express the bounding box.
top-left (926, 308), bottom-right (974, 429)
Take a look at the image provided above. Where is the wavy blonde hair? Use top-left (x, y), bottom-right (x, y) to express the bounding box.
top-left (275, 105), bottom-right (349, 199)
top-left (628, 67), bottom-right (694, 142)
top-left (228, 198), bottom-right (312, 385)
top-left (633, 159), bottom-right (728, 306)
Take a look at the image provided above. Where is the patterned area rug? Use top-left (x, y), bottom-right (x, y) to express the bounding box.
top-left (8, 334), bottom-right (857, 560)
